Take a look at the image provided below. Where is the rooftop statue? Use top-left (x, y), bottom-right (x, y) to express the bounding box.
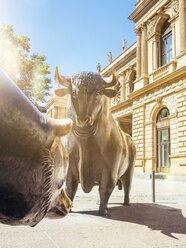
top-left (122, 39), bottom-right (127, 52)
top-left (108, 51), bottom-right (113, 63)
top-left (97, 62), bottom-right (101, 73)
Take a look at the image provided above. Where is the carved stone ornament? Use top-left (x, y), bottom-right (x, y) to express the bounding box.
top-left (113, 89), bottom-right (121, 105)
top-left (146, 0), bottom-right (179, 39)
top-left (164, 0), bottom-right (179, 19)
top-left (135, 27), bottom-right (141, 35)
top-left (147, 14), bottom-right (158, 39)
top-left (156, 96), bottom-right (163, 104)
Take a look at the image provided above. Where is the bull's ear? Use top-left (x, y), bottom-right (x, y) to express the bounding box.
top-left (55, 88), bottom-right (70, 97)
top-left (102, 89), bottom-right (117, 98)
top-left (49, 118), bottom-right (73, 136)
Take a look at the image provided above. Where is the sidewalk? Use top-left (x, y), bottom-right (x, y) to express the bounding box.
top-left (0, 176), bottom-right (186, 248)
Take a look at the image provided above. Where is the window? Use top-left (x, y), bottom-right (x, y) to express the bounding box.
top-left (160, 19), bottom-right (172, 66)
top-left (157, 107), bottom-right (169, 121)
top-left (129, 71), bottom-right (136, 93)
top-left (156, 107), bottom-right (170, 172)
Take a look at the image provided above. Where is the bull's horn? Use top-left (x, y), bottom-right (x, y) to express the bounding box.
top-left (55, 66), bottom-right (71, 88)
top-left (102, 69), bottom-right (118, 88)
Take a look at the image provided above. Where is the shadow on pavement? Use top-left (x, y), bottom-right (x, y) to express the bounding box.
top-left (74, 203), bottom-right (186, 239)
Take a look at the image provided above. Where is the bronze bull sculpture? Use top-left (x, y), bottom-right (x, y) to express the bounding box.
top-left (55, 67), bottom-right (136, 216)
top-left (0, 68), bottom-right (73, 226)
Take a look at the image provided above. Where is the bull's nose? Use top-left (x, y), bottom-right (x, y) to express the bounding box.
top-left (77, 116), bottom-right (91, 126)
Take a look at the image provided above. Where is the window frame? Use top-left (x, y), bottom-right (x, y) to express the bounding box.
top-left (160, 20), bottom-right (173, 66)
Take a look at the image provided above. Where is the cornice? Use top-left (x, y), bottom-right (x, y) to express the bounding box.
top-left (46, 95), bottom-right (68, 110)
top-left (128, 66), bottom-right (186, 100)
top-left (129, 0), bottom-right (177, 27)
top-left (170, 153), bottom-right (186, 158)
top-left (45, 96), bottom-right (54, 109)
top-left (100, 42), bottom-right (137, 77)
top-left (116, 59), bottom-right (136, 77)
top-left (128, 0), bottom-right (159, 23)
top-left (111, 99), bottom-right (132, 112)
top-left (135, 0), bottom-right (143, 8)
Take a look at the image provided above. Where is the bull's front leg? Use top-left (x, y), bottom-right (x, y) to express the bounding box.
top-left (98, 173), bottom-right (116, 216)
top-left (65, 158), bottom-right (79, 212)
top-left (65, 168), bottom-right (79, 203)
top-left (65, 148), bottom-right (80, 204)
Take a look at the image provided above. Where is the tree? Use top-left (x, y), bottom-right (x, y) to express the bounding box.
top-left (0, 24), bottom-right (51, 107)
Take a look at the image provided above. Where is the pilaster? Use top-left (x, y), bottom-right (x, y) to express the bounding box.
top-left (177, 86), bottom-right (186, 153)
top-left (179, 0), bottom-right (186, 54)
top-left (135, 28), bottom-right (142, 79)
top-left (119, 73), bottom-right (125, 101)
top-left (152, 33), bottom-right (161, 71)
top-left (141, 23), bottom-right (148, 78)
top-left (132, 105), bottom-right (146, 171)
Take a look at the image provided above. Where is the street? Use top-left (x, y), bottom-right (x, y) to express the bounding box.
top-left (0, 175), bottom-right (186, 248)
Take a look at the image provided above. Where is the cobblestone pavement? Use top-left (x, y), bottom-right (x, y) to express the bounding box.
top-left (0, 175), bottom-right (186, 248)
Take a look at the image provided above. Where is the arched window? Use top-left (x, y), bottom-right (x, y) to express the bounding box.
top-left (129, 71), bottom-right (136, 94)
top-left (157, 107), bottom-right (169, 121)
top-left (160, 19), bottom-right (172, 66)
top-left (156, 107), bottom-right (170, 172)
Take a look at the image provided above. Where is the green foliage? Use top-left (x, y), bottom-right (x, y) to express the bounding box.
top-left (0, 24), bottom-right (51, 107)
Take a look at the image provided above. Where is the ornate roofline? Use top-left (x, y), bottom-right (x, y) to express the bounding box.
top-left (129, 0), bottom-right (160, 23)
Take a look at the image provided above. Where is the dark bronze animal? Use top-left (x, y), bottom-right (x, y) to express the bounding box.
top-left (55, 67), bottom-right (136, 216)
top-left (0, 68), bottom-right (73, 226)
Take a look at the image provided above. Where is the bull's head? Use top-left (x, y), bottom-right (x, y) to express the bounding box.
top-left (0, 68), bottom-right (73, 226)
top-left (54, 67), bottom-right (120, 128)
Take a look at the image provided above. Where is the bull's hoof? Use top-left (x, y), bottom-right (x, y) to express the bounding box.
top-left (117, 180), bottom-right (122, 190)
top-left (98, 211), bottom-right (106, 216)
top-left (98, 209), bottom-right (107, 216)
top-left (123, 202), bottom-right (130, 206)
top-left (98, 209), bottom-right (110, 218)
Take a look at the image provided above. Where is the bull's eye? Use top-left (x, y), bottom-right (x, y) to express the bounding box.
top-left (72, 91), bottom-right (76, 98)
top-left (96, 91), bottom-right (100, 96)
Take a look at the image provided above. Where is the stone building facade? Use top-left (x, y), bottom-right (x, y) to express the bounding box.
top-left (46, 89), bottom-right (68, 119)
top-left (101, 0), bottom-right (186, 175)
top-left (46, 0), bottom-right (186, 175)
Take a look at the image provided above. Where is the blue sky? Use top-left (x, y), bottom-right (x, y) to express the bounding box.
top-left (0, 0), bottom-right (137, 92)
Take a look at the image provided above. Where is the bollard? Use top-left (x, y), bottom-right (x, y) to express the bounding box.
top-left (152, 170), bottom-right (155, 203)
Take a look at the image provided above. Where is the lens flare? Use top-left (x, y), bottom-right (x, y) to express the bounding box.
top-left (0, 34), bottom-right (20, 80)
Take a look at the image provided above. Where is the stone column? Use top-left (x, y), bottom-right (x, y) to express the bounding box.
top-left (179, 0), bottom-right (186, 53)
top-left (171, 23), bottom-right (176, 58)
top-left (52, 107), bottom-right (57, 119)
top-left (126, 81), bottom-right (130, 99)
top-left (119, 73), bottom-right (125, 101)
top-left (135, 28), bottom-right (142, 79)
top-left (141, 23), bottom-right (148, 77)
top-left (153, 35), bottom-right (160, 70)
